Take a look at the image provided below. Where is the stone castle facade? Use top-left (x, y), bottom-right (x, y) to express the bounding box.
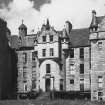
top-left (9, 10), bottom-right (105, 101)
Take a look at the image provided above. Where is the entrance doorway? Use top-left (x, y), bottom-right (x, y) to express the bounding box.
top-left (45, 78), bottom-right (50, 92)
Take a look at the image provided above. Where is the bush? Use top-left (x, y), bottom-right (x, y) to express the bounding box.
top-left (51, 91), bottom-right (91, 100)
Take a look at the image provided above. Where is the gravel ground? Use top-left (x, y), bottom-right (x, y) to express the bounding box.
top-left (0, 99), bottom-right (104, 105)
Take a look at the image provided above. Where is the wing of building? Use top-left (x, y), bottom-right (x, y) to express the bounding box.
top-left (9, 10), bottom-right (105, 101)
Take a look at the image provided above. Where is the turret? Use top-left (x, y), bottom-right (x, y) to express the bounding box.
top-left (41, 19), bottom-right (51, 31)
top-left (62, 21), bottom-right (72, 50)
top-left (89, 10), bottom-right (98, 32)
top-left (46, 18), bottom-right (50, 30)
top-left (65, 21), bottom-right (72, 36)
top-left (18, 20), bottom-right (27, 37)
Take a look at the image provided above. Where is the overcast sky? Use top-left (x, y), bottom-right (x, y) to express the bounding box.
top-left (0, 0), bottom-right (105, 34)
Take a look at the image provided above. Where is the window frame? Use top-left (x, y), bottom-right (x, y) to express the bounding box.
top-left (23, 52), bottom-right (27, 64)
top-left (60, 79), bottom-right (63, 91)
top-left (23, 66), bottom-right (27, 79)
top-left (80, 48), bottom-right (84, 59)
top-left (42, 49), bottom-right (46, 57)
top-left (46, 64), bottom-right (50, 73)
top-left (70, 79), bottom-right (74, 84)
top-left (98, 41), bottom-right (102, 50)
top-left (50, 48), bottom-right (54, 56)
top-left (50, 35), bottom-right (53, 42)
top-left (80, 64), bottom-right (84, 74)
top-left (98, 76), bottom-right (103, 88)
top-left (70, 48), bottom-right (74, 58)
top-left (80, 79), bottom-right (84, 91)
top-left (42, 36), bottom-right (46, 42)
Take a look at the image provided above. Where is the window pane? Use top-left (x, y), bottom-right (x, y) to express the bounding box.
top-left (80, 64), bottom-right (84, 74)
top-left (42, 36), bottom-right (46, 42)
top-left (70, 48), bottom-right (74, 58)
top-left (42, 49), bottom-right (46, 57)
top-left (46, 64), bottom-right (50, 73)
top-left (32, 52), bottom-right (35, 61)
top-left (70, 64), bottom-right (75, 75)
top-left (80, 84), bottom-right (84, 91)
top-left (70, 79), bottom-right (74, 84)
top-left (80, 48), bottom-right (84, 58)
top-left (50, 48), bottom-right (54, 56)
top-left (60, 79), bottom-right (63, 91)
top-left (50, 35), bottom-right (53, 42)
top-left (98, 76), bottom-right (103, 81)
top-left (99, 83), bottom-right (103, 88)
top-left (98, 42), bottom-right (102, 49)
top-left (98, 92), bottom-right (103, 96)
top-left (23, 53), bottom-right (27, 64)
top-left (80, 79), bottom-right (84, 91)
top-left (23, 67), bottom-right (27, 81)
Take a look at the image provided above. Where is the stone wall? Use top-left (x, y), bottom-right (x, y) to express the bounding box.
top-left (66, 47), bottom-right (90, 91)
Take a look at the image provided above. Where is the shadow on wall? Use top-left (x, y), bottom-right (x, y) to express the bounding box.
top-left (0, 18), bottom-right (18, 99)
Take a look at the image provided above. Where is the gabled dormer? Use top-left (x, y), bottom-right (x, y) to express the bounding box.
top-left (89, 10), bottom-right (105, 40)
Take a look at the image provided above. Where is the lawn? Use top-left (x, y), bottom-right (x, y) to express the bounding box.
top-left (0, 99), bottom-right (104, 105)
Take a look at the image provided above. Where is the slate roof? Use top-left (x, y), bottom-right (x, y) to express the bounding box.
top-left (19, 23), bottom-right (27, 29)
top-left (96, 16), bottom-right (105, 24)
top-left (10, 35), bottom-right (19, 49)
top-left (70, 28), bottom-right (90, 47)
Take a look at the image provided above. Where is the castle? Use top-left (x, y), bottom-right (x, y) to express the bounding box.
top-left (9, 10), bottom-right (105, 101)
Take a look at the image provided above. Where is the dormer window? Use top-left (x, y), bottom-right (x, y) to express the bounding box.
top-left (50, 35), bottom-right (53, 42)
top-left (42, 36), bottom-right (46, 42)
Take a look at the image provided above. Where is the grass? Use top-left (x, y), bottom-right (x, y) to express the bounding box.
top-left (0, 99), bottom-right (104, 105)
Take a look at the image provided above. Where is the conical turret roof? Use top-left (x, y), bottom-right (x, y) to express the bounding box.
top-left (18, 20), bottom-right (27, 29)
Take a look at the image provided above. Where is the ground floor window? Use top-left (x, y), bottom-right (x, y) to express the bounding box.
top-left (60, 79), bottom-right (63, 91)
top-left (80, 79), bottom-right (84, 91)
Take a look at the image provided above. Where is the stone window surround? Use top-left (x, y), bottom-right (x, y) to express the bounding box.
top-left (50, 48), bottom-right (54, 56)
top-left (42, 49), bottom-right (46, 57)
